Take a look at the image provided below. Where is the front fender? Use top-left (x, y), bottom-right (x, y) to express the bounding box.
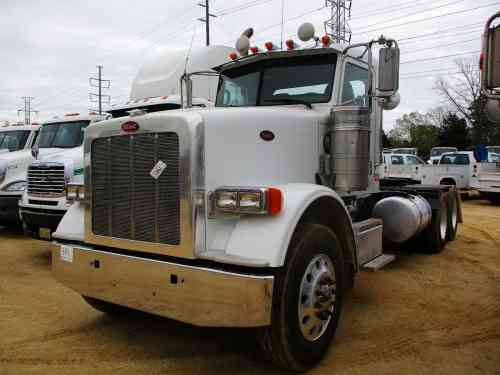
top-left (53, 202), bottom-right (85, 242)
top-left (206, 183), bottom-right (355, 268)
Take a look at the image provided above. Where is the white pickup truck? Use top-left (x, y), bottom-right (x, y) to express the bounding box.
top-left (380, 153), bottom-right (425, 182)
top-left (477, 153), bottom-right (500, 204)
top-left (428, 147), bottom-right (458, 165)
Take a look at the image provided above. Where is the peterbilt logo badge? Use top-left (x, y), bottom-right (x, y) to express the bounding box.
top-left (121, 121), bottom-right (140, 132)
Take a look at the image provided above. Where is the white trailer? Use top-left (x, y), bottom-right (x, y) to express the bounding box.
top-left (50, 25), bottom-right (461, 371)
top-left (0, 124), bottom-right (40, 224)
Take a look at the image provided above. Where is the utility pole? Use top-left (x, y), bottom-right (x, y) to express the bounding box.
top-left (324, 0), bottom-right (352, 44)
top-left (17, 96), bottom-right (38, 124)
top-left (89, 65), bottom-right (111, 115)
top-left (197, 0), bottom-right (217, 46)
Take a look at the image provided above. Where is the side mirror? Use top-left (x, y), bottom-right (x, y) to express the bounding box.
top-left (484, 23), bottom-right (500, 90)
top-left (377, 47), bottom-right (400, 97)
top-left (31, 144), bottom-right (39, 159)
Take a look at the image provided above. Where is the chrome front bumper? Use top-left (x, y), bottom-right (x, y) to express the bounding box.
top-left (51, 243), bottom-right (274, 327)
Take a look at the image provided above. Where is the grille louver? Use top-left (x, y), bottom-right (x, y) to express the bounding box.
top-left (27, 164), bottom-right (66, 197)
top-left (91, 133), bottom-right (180, 245)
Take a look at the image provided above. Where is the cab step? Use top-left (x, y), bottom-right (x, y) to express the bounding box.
top-left (361, 254), bottom-right (396, 271)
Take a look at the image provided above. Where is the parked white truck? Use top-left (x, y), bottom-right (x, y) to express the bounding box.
top-left (19, 113), bottom-right (107, 238)
top-left (0, 124), bottom-right (40, 224)
top-left (50, 26), bottom-right (461, 371)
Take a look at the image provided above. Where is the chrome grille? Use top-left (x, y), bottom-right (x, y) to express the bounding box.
top-left (91, 133), bottom-right (180, 245)
top-left (27, 164), bottom-right (66, 197)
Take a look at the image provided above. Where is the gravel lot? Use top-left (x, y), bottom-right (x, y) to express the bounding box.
top-left (1, 200), bottom-right (499, 375)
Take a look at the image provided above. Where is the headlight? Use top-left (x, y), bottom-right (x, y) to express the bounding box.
top-left (212, 187), bottom-right (282, 216)
top-left (0, 162), bottom-right (6, 183)
top-left (66, 183), bottom-right (86, 203)
top-left (3, 181), bottom-right (27, 192)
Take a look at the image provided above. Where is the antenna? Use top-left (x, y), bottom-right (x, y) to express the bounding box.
top-left (324, 0), bottom-right (352, 44)
top-left (280, 0), bottom-right (285, 49)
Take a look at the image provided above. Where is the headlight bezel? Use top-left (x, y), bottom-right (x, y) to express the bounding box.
top-left (66, 183), bottom-right (86, 203)
top-left (211, 186), bottom-right (282, 216)
top-left (2, 180), bottom-right (27, 192)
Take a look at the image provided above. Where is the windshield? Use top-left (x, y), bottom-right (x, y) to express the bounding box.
top-left (0, 130), bottom-right (30, 151)
top-left (216, 54), bottom-right (337, 107)
top-left (392, 148), bottom-right (416, 155)
top-left (440, 154), bottom-right (470, 165)
top-left (431, 147), bottom-right (457, 157)
top-left (39, 121), bottom-right (90, 149)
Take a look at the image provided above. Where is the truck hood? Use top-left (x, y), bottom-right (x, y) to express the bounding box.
top-left (34, 146), bottom-right (84, 181)
top-left (199, 106), bottom-right (325, 191)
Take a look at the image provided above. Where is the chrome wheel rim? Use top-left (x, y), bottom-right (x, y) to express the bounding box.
top-left (440, 205), bottom-right (447, 240)
top-left (298, 254), bottom-right (336, 342)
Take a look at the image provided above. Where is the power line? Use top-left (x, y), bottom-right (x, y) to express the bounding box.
top-left (401, 50), bottom-right (480, 65)
top-left (351, 0), bottom-right (444, 19)
top-left (402, 38), bottom-right (479, 54)
top-left (398, 22), bottom-right (483, 42)
top-left (353, 2), bottom-right (500, 36)
top-left (216, 0), bottom-right (274, 17)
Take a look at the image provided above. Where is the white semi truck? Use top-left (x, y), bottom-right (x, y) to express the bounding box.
top-left (0, 124), bottom-right (40, 224)
top-left (50, 26), bottom-right (461, 371)
top-left (20, 113), bottom-right (107, 238)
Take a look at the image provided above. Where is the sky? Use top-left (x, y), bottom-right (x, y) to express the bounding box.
top-left (0, 0), bottom-right (496, 131)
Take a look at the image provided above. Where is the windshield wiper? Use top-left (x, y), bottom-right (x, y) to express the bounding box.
top-left (264, 98), bottom-right (313, 109)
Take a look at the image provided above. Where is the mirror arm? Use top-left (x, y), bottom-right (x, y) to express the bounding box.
top-left (180, 71), bottom-right (220, 109)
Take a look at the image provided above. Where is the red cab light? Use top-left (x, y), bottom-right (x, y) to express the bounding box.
top-left (321, 35), bottom-right (331, 47)
top-left (229, 52), bottom-right (238, 60)
top-left (285, 39), bottom-right (295, 50)
top-left (121, 121), bottom-right (140, 133)
top-left (250, 46), bottom-right (259, 54)
top-left (265, 42), bottom-right (274, 51)
top-left (267, 187), bottom-right (283, 216)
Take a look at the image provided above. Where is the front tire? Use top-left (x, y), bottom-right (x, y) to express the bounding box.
top-left (259, 223), bottom-right (344, 371)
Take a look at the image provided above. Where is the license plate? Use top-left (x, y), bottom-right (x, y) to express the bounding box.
top-left (60, 245), bottom-right (74, 263)
top-left (39, 227), bottom-right (51, 240)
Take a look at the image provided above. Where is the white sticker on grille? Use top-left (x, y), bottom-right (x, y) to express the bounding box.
top-left (150, 160), bottom-right (167, 180)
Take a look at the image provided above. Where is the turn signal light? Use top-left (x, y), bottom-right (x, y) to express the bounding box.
top-left (479, 52), bottom-right (484, 71)
top-left (265, 42), bottom-right (275, 51)
top-left (285, 39), bottom-right (295, 50)
top-left (321, 35), bottom-right (331, 47)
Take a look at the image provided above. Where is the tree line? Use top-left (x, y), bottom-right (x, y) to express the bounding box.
top-left (385, 59), bottom-right (500, 160)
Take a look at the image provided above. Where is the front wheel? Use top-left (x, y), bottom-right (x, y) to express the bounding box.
top-left (258, 223), bottom-right (344, 371)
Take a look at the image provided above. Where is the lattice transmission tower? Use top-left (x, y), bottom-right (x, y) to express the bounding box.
top-left (324, 0), bottom-right (352, 44)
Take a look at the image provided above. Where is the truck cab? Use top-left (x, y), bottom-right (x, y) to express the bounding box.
top-left (0, 124), bottom-right (40, 224)
top-left (19, 113), bottom-right (107, 238)
top-left (50, 26), bottom-right (461, 371)
top-left (429, 146), bottom-right (458, 164)
top-left (381, 153), bottom-right (425, 181)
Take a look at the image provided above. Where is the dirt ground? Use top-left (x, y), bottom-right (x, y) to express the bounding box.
top-left (0, 200), bottom-right (499, 375)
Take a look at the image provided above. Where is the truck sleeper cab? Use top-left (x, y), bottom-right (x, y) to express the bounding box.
top-left (51, 29), bottom-right (461, 371)
top-left (0, 124), bottom-right (40, 224)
